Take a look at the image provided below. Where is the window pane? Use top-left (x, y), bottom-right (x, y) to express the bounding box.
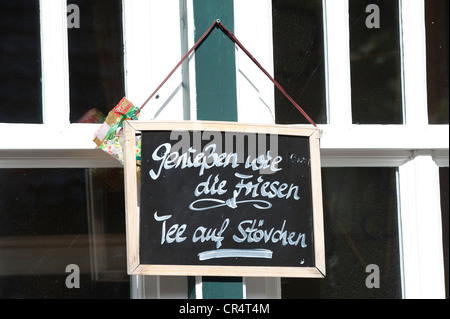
top-left (281, 167), bottom-right (402, 299)
top-left (426, 0), bottom-right (449, 124)
top-left (0, 0), bottom-right (42, 124)
top-left (0, 168), bottom-right (129, 299)
top-left (349, 0), bottom-right (403, 124)
top-left (272, 0), bottom-right (327, 125)
top-left (440, 167), bottom-right (449, 298)
top-left (68, 0), bottom-right (125, 123)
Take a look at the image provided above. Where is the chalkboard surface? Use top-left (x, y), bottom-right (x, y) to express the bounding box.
top-left (124, 121), bottom-right (325, 278)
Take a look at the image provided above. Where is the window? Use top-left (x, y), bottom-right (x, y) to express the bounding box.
top-left (425, 0), bottom-right (449, 124)
top-left (68, 0), bottom-right (125, 123)
top-left (0, 0), bottom-right (448, 299)
top-left (0, 168), bottom-right (129, 299)
top-left (272, 0), bottom-right (327, 125)
top-left (349, 0), bottom-right (403, 124)
top-left (266, 0), bottom-right (448, 299)
top-left (281, 167), bottom-right (402, 298)
top-left (0, 0), bottom-right (42, 124)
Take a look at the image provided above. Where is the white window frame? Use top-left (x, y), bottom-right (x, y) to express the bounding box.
top-left (0, 0), bottom-right (448, 299)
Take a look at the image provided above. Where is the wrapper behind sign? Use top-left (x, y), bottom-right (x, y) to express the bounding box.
top-left (92, 97), bottom-right (142, 176)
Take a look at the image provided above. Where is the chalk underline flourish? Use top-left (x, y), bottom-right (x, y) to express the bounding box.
top-left (198, 249), bottom-right (273, 261)
top-left (189, 198), bottom-right (272, 211)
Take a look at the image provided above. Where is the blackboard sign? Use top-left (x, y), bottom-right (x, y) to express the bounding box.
top-left (123, 121), bottom-right (325, 278)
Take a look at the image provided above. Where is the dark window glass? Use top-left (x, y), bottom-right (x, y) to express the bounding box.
top-left (0, 168), bottom-right (129, 299)
top-left (68, 0), bottom-right (125, 123)
top-left (272, 0), bottom-right (327, 125)
top-left (282, 167), bottom-right (402, 299)
top-left (349, 0), bottom-right (403, 124)
top-left (0, 0), bottom-right (42, 124)
top-left (440, 167), bottom-right (449, 298)
top-left (426, 0), bottom-right (449, 124)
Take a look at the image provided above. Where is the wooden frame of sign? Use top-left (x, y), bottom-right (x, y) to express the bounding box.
top-left (123, 121), bottom-right (325, 278)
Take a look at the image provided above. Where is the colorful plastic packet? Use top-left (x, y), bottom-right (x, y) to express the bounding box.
top-left (93, 98), bottom-right (142, 174)
top-left (93, 98), bottom-right (139, 148)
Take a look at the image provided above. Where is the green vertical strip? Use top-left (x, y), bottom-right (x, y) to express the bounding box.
top-left (193, 0), bottom-right (238, 122)
top-left (202, 277), bottom-right (243, 299)
top-left (189, 0), bottom-right (242, 299)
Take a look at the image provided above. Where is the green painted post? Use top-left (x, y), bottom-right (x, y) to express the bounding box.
top-left (193, 0), bottom-right (238, 122)
top-left (189, 0), bottom-right (243, 299)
